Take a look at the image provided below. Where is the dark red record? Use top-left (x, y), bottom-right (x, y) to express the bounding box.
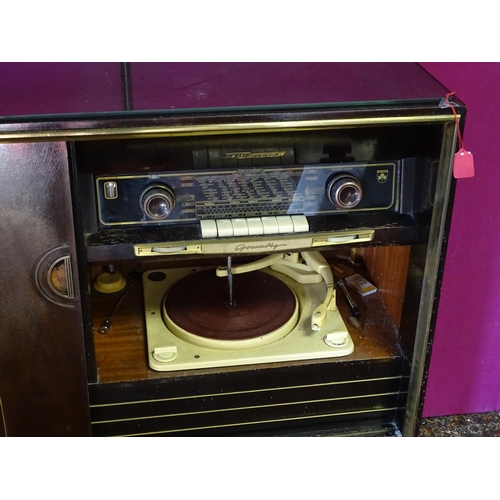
top-left (163, 270), bottom-right (297, 341)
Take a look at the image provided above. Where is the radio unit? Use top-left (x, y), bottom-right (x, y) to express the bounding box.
top-left (96, 162), bottom-right (397, 228)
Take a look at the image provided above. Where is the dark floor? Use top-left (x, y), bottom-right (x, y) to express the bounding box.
top-left (418, 411), bottom-right (500, 436)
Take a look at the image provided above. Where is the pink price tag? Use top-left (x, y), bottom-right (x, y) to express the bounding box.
top-left (453, 148), bottom-right (475, 178)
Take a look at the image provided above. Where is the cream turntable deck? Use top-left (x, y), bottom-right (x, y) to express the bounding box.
top-left (143, 251), bottom-right (354, 371)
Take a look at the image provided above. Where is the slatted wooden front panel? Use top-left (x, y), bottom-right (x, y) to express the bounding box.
top-left (89, 360), bottom-right (407, 436)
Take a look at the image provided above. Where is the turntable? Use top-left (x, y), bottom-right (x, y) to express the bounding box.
top-left (143, 251), bottom-right (354, 371)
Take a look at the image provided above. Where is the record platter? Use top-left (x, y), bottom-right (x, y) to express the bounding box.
top-left (143, 251), bottom-right (354, 371)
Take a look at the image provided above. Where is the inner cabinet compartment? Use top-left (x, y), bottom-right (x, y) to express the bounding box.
top-left (70, 118), bottom-right (453, 437)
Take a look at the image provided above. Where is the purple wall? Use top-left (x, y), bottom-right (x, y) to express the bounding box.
top-left (0, 63), bottom-right (124, 115)
top-left (128, 62), bottom-right (447, 109)
top-left (420, 63), bottom-right (500, 416)
top-left (0, 62), bottom-right (448, 117)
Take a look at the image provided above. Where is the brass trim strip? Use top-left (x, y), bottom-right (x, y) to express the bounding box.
top-left (89, 375), bottom-right (403, 408)
top-left (105, 406), bottom-right (405, 437)
top-left (91, 391), bottom-right (401, 425)
top-left (0, 114), bottom-right (459, 142)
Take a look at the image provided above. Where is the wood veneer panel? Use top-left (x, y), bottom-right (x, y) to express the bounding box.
top-left (0, 142), bottom-right (91, 436)
top-left (354, 246), bottom-right (411, 329)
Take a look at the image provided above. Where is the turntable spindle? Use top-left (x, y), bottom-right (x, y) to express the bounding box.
top-left (226, 256), bottom-right (235, 307)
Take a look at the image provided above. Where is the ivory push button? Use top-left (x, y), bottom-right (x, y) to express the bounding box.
top-left (291, 215), bottom-right (309, 232)
top-left (247, 217), bottom-right (264, 235)
top-left (200, 219), bottom-right (217, 238)
top-left (276, 215), bottom-right (294, 233)
top-left (261, 216), bottom-right (279, 234)
top-left (216, 219), bottom-right (234, 237)
top-left (231, 218), bottom-right (249, 236)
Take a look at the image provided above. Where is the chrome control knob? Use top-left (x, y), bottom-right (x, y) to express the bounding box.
top-left (140, 185), bottom-right (175, 220)
top-left (326, 174), bottom-right (362, 209)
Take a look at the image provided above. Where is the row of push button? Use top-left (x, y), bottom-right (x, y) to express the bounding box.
top-left (200, 215), bottom-right (309, 238)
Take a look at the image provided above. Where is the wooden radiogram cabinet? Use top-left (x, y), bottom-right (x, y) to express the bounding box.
top-left (0, 63), bottom-right (465, 436)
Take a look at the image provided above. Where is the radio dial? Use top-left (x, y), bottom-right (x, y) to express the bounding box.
top-left (140, 185), bottom-right (175, 220)
top-left (327, 174), bottom-right (362, 209)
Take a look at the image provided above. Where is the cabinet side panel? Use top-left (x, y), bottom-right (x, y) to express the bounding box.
top-left (0, 142), bottom-right (91, 436)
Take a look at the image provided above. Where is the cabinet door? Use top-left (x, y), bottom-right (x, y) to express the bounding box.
top-left (0, 142), bottom-right (91, 436)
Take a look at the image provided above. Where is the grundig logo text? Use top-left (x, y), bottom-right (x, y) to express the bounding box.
top-left (223, 151), bottom-right (288, 159)
top-left (233, 242), bottom-right (288, 252)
